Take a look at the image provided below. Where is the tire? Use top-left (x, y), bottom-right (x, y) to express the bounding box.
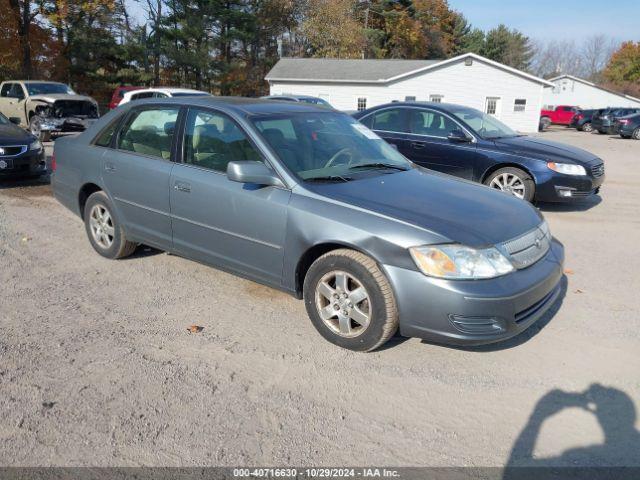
top-left (29, 115), bottom-right (51, 142)
top-left (633, 128), bottom-right (640, 140)
top-left (582, 122), bottom-right (593, 133)
top-left (84, 191), bottom-right (137, 259)
top-left (484, 167), bottom-right (535, 202)
top-left (539, 117), bottom-right (551, 131)
top-left (303, 249), bottom-right (398, 352)
top-left (597, 129), bottom-right (607, 135)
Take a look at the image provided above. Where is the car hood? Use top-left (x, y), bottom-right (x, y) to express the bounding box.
top-left (29, 94), bottom-right (97, 104)
top-left (492, 135), bottom-right (601, 166)
top-left (0, 123), bottom-right (34, 144)
top-left (303, 168), bottom-right (543, 247)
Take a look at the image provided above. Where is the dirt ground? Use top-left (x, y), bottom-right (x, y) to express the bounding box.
top-left (1, 128), bottom-right (639, 468)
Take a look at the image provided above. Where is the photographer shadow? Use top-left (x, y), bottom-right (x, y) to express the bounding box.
top-left (503, 384), bottom-right (640, 479)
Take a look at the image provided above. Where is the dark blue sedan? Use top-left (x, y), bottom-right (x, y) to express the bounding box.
top-left (353, 102), bottom-right (605, 202)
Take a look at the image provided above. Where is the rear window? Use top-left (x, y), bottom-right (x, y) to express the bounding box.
top-left (94, 115), bottom-right (123, 147)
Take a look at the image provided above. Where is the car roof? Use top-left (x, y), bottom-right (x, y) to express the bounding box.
top-left (119, 95), bottom-right (335, 115)
top-left (353, 101), bottom-right (472, 117)
top-left (131, 87), bottom-right (206, 94)
top-left (13, 80), bottom-right (67, 85)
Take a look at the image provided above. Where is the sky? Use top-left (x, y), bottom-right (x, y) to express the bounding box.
top-left (448, 0), bottom-right (640, 42)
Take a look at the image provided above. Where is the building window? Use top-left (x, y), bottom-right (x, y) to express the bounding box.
top-left (485, 97), bottom-right (501, 117)
top-left (357, 97), bottom-right (367, 111)
top-left (405, 96), bottom-right (416, 101)
top-left (514, 99), bottom-right (527, 112)
top-left (429, 94), bottom-right (443, 103)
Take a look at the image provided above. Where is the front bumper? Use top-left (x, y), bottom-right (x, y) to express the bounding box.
top-left (533, 168), bottom-right (604, 202)
top-left (618, 125), bottom-right (636, 137)
top-left (40, 117), bottom-right (97, 134)
top-left (0, 149), bottom-right (46, 177)
top-left (385, 239), bottom-right (564, 346)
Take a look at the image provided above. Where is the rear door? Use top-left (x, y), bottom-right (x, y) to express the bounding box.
top-left (403, 107), bottom-right (477, 179)
top-left (169, 107), bottom-right (290, 285)
top-left (102, 105), bottom-right (179, 249)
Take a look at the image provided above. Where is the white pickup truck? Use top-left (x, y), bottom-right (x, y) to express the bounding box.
top-left (0, 80), bottom-right (99, 141)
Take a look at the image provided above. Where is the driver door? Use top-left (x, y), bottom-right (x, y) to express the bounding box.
top-left (170, 107), bottom-right (290, 285)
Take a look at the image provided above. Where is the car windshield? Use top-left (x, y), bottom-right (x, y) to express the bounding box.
top-left (299, 97), bottom-right (331, 107)
top-left (451, 107), bottom-right (519, 139)
top-left (252, 112), bottom-right (411, 181)
top-left (25, 82), bottom-right (75, 95)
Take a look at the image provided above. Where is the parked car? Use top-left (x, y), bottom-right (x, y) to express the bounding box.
top-left (592, 107), bottom-right (640, 134)
top-left (261, 95), bottom-right (332, 108)
top-left (0, 112), bottom-right (46, 178)
top-left (569, 109), bottom-right (602, 132)
top-left (539, 105), bottom-right (580, 130)
top-left (108, 86), bottom-right (143, 110)
top-left (119, 87), bottom-right (210, 105)
top-left (615, 113), bottom-right (640, 140)
top-left (51, 97), bottom-right (564, 351)
top-left (0, 80), bottom-right (99, 141)
top-left (353, 102), bottom-right (605, 203)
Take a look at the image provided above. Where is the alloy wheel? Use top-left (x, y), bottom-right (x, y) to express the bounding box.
top-left (89, 204), bottom-right (115, 249)
top-left (489, 173), bottom-right (526, 199)
top-left (315, 270), bottom-right (371, 338)
top-left (583, 123), bottom-right (593, 133)
top-left (634, 128), bottom-right (640, 140)
top-left (30, 118), bottom-right (41, 139)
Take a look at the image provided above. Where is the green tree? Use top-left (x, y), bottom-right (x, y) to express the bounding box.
top-left (302, 0), bottom-right (365, 58)
top-left (602, 41), bottom-right (640, 97)
top-left (482, 24), bottom-right (532, 70)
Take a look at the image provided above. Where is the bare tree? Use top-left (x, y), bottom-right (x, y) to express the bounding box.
top-left (530, 39), bottom-right (581, 79)
top-left (581, 34), bottom-right (619, 81)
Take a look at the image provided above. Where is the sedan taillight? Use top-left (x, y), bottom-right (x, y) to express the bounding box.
top-left (618, 119), bottom-right (630, 125)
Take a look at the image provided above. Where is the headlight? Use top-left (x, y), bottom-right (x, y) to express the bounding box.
top-left (547, 162), bottom-right (586, 176)
top-left (29, 140), bottom-right (43, 151)
top-left (409, 244), bottom-right (515, 279)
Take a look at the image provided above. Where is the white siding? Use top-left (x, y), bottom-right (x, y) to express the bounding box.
top-left (270, 57), bottom-right (545, 132)
top-left (543, 77), bottom-right (640, 109)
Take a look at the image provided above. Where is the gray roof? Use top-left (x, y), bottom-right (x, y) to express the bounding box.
top-left (266, 58), bottom-right (440, 83)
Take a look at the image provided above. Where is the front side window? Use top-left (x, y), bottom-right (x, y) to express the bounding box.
top-left (183, 108), bottom-right (261, 172)
top-left (132, 92), bottom-right (154, 101)
top-left (117, 107), bottom-right (179, 159)
top-left (357, 98), bottom-right (367, 111)
top-left (252, 112), bottom-right (411, 181)
top-left (9, 83), bottom-right (25, 99)
top-left (369, 108), bottom-right (407, 133)
top-left (0, 83), bottom-right (12, 97)
top-left (408, 109), bottom-right (457, 137)
top-left (452, 107), bottom-right (518, 139)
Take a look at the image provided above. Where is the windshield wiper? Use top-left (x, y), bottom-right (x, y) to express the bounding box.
top-left (347, 163), bottom-right (410, 172)
top-left (304, 175), bottom-right (353, 183)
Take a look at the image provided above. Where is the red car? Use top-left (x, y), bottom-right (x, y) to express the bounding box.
top-left (108, 86), bottom-right (143, 110)
top-left (539, 105), bottom-right (580, 130)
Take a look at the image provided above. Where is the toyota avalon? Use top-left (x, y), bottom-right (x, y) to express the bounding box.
top-left (52, 98), bottom-right (564, 351)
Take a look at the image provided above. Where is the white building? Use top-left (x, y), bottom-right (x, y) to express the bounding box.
top-left (543, 74), bottom-right (640, 109)
top-left (266, 53), bottom-right (554, 132)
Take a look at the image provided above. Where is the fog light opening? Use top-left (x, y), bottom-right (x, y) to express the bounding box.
top-left (558, 189), bottom-right (573, 198)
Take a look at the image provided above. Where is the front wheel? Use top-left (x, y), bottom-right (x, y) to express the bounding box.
top-left (485, 167), bottom-right (535, 202)
top-left (84, 191), bottom-right (137, 259)
top-left (633, 128), bottom-right (640, 140)
top-left (303, 249), bottom-right (398, 352)
top-left (581, 122), bottom-right (593, 133)
top-left (539, 117), bottom-right (551, 131)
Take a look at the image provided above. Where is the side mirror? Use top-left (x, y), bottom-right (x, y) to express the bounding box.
top-left (227, 161), bottom-right (284, 188)
top-left (447, 129), bottom-right (472, 143)
top-left (9, 117), bottom-right (21, 125)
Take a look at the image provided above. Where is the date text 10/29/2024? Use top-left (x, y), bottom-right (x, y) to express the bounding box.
top-left (233, 468), bottom-right (401, 478)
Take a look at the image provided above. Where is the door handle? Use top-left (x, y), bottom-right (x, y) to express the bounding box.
top-left (104, 162), bottom-right (116, 172)
top-left (411, 141), bottom-right (426, 149)
top-left (174, 181), bottom-right (191, 193)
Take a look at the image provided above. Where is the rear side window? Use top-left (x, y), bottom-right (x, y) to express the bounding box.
top-left (117, 108), bottom-right (179, 159)
top-left (369, 108), bottom-right (408, 133)
top-left (183, 108), bottom-right (261, 172)
top-left (94, 116), bottom-right (123, 147)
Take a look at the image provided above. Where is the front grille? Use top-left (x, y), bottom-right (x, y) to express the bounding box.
top-left (0, 145), bottom-right (27, 157)
top-left (500, 222), bottom-right (551, 270)
top-left (591, 163), bottom-right (605, 177)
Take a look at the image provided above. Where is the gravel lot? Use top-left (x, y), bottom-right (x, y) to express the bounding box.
top-left (1, 129), bottom-right (639, 468)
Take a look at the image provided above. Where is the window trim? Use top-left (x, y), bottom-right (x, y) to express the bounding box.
top-left (360, 106), bottom-right (476, 143)
top-left (356, 97), bottom-right (368, 112)
top-left (429, 94), bottom-right (444, 103)
top-left (513, 98), bottom-right (527, 113)
top-left (112, 104), bottom-right (183, 162)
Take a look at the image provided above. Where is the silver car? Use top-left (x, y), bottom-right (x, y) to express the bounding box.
top-left (52, 97), bottom-right (564, 351)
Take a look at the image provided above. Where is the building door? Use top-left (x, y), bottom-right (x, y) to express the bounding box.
top-left (485, 97), bottom-right (502, 119)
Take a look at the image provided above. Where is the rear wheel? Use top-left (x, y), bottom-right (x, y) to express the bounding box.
top-left (633, 128), bottom-right (640, 140)
top-left (582, 122), bottom-right (593, 133)
top-left (303, 249), bottom-right (398, 352)
top-left (84, 191), bottom-right (137, 259)
top-left (539, 117), bottom-right (551, 131)
top-left (485, 167), bottom-right (535, 202)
